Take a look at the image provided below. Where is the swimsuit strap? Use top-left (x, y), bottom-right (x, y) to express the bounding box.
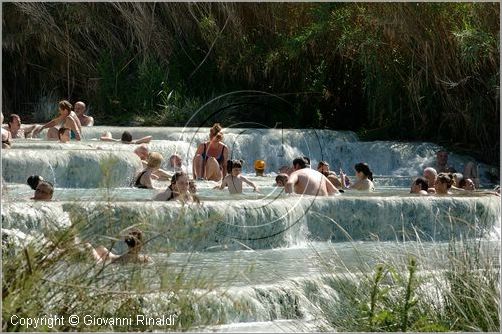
top-left (134, 170), bottom-right (148, 188)
top-left (216, 145), bottom-right (225, 164)
top-left (167, 185), bottom-right (175, 201)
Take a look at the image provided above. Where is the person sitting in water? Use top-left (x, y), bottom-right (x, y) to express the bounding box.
top-left (153, 172), bottom-right (198, 202)
top-left (133, 152), bottom-right (164, 189)
top-left (89, 227), bottom-right (152, 264)
top-left (217, 160), bottom-right (258, 194)
top-left (27, 175), bottom-right (44, 190)
top-left (1, 112), bottom-right (12, 149)
top-left (169, 154), bottom-right (186, 173)
top-left (74, 101), bottom-right (94, 126)
top-left (31, 180), bottom-right (54, 201)
top-left (133, 144), bottom-right (171, 181)
top-left (58, 127), bottom-right (71, 143)
top-left (6, 114), bottom-right (38, 139)
top-left (254, 160), bottom-right (266, 176)
top-left (410, 177), bottom-right (429, 195)
top-left (285, 157), bottom-right (339, 196)
top-left (341, 162), bottom-right (375, 191)
top-left (192, 123), bottom-right (229, 181)
top-left (423, 167), bottom-right (438, 194)
top-left (434, 172), bottom-right (454, 195)
top-left (275, 173), bottom-right (289, 187)
top-left (100, 131), bottom-right (152, 144)
top-left (317, 161), bottom-right (343, 188)
top-left (33, 100), bottom-right (82, 141)
top-left (435, 150), bottom-right (456, 173)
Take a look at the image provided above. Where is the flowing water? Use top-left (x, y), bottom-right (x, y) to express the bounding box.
top-left (1, 127), bottom-right (500, 332)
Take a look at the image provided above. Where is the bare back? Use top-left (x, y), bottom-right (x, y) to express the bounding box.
top-left (287, 168), bottom-right (338, 196)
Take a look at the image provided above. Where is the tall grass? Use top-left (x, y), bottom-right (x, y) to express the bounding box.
top-left (2, 2), bottom-right (498, 164)
top-left (314, 235), bottom-right (500, 332)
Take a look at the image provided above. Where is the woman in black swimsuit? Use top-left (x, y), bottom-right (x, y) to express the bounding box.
top-left (192, 123), bottom-right (229, 181)
top-left (133, 152), bottom-right (164, 189)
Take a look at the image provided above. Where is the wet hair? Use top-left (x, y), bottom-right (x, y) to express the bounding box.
top-left (436, 173), bottom-right (454, 188)
top-left (317, 161), bottom-right (329, 169)
top-left (58, 100), bottom-right (72, 112)
top-left (124, 227), bottom-right (143, 248)
top-left (303, 156), bottom-right (310, 165)
top-left (354, 162), bottom-right (373, 181)
top-left (413, 177), bottom-right (429, 191)
top-left (147, 152), bottom-right (163, 168)
top-left (121, 131), bottom-right (133, 143)
top-left (275, 173), bottom-right (288, 185)
top-left (209, 123), bottom-right (223, 139)
top-left (227, 159), bottom-right (243, 173)
top-left (293, 157), bottom-right (307, 169)
top-left (8, 114), bottom-right (20, 127)
top-left (58, 127), bottom-right (69, 139)
top-left (27, 175), bottom-right (44, 190)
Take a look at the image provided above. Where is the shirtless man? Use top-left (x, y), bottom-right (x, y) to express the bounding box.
top-left (33, 100), bottom-right (82, 140)
top-left (423, 167), bottom-right (438, 193)
top-left (6, 114), bottom-right (38, 138)
top-left (74, 101), bottom-right (94, 126)
top-left (436, 150), bottom-right (456, 173)
top-left (31, 181), bottom-right (54, 201)
top-left (285, 157), bottom-right (339, 196)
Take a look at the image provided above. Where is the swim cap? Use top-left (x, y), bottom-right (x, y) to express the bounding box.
top-left (254, 160), bottom-right (266, 170)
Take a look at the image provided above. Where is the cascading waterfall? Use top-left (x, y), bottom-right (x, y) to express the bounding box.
top-left (1, 126), bottom-right (499, 331)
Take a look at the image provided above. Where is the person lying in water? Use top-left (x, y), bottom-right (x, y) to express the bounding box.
top-left (153, 172), bottom-right (199, 202)
top-left (216, 159), bottom-right (258, 194)
top-left (100, 131), bottom-right (152, 144)
top-left (88, 227), bottom-right (152, 264)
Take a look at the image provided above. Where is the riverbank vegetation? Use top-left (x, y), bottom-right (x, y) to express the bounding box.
top-left (2, 2), bottom-right (499, 164)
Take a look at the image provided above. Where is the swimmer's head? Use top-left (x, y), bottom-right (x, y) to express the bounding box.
top-left (27, 175), bottom-right (44, 190)
top-left (275, 173), bottom-right (288, 187)
top-left (124, 227), bottom-right (143, 249)
top-left (147, 152), bottom-right (163, 169)
top-left (254, 160), bottom-right (265, 176)
top-left (58, 127), bottom-right (70, 143)
top-left (121, 131), bottom-right (133, 143)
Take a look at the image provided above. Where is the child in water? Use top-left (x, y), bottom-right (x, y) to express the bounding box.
top-left (217, 160), bottom-right (258, 194)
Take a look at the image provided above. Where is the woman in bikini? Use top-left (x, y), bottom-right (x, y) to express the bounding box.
top-left (192, 123), bottom-right (229, 181)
